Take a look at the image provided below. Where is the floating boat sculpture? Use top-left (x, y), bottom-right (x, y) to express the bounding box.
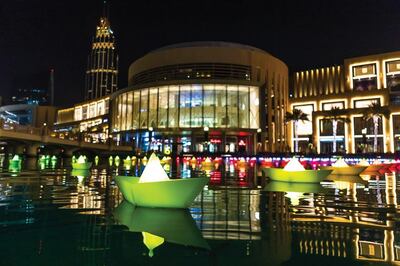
top-left (124, 156), bottom-right (131, 170)
top-left (114, 201), bottom-right (210, 257)
top-left (9, 155), bottom-right (22, 171)
top-left (261, 157), bottom-right (332, 183)
top-left (236, 158), bottom-right (248, 168)
top-left (115, 153), bottom-right (209, 208)
top-left (94, 155), bottom-right (99, 166)
top-left (71, 169), bottom-right (91, 183)
top-left (325, 174), bottom-right (368, 185)
top-left (264, 181), bottom-right (325, 194)
top-left (201, 157), bottom-right (214, 170)
top-left (72, 155), bottom-right (92, 170)
top-left (320, 158), bottom-right (367, 176)
top-left (358, 159), bottom-right (382, 173)
top-left (131, 156), bottom-right (137, 166)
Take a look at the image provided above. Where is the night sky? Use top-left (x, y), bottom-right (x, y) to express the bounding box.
top-left (2, 0), bottom-right (400, 107)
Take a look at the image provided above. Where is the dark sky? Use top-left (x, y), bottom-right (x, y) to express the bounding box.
top-left (1, 0), bottom-right (400, 107)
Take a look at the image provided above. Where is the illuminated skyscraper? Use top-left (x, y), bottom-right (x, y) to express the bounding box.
top-left (85, 14), bottom-right (118, 100)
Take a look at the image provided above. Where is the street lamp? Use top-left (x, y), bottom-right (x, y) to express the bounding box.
top-left (256, 128), bottom-right (262, 153)
top-left (203, 126), bottom-right (209, 152)
top-left (361, 128), bottom-right (367, 153)
top-left (148, 127), bottom-right (154, 151)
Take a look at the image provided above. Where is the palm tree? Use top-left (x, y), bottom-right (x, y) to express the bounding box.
top-left (322, 107), bottom-right (350, 153)
top-left (285, 109), bottom-right (309, 153)
top-left (362, 102), bottom-right (390, 153)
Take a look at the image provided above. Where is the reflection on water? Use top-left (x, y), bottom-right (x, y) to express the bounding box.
top-left (0, 156), bottom-right (399, 265)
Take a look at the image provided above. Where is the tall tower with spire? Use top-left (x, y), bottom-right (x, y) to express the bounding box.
top-left (85, 3), bottom-right (118, 100)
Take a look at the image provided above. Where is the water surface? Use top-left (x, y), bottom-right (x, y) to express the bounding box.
top-left (0, 157), bottom-right (399, 265)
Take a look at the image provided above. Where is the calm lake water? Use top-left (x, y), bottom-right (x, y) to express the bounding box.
top-left (0, 156), bottom-right (399, 266)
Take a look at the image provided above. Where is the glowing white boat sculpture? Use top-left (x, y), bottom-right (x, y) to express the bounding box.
top-left (115, 153), bottom-right (209, 208)
top-left (319, 158), bottom-right (367, 176)
top-left (72, 155), bottom-right (92, 170)
top-left (261, 158), bottom-right (332, 183)
top-left (114, 200), bottom-right (210, 257)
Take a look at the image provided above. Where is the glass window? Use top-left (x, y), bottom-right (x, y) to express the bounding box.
top-left (105, 99), bottom-right (109, 114)
top-left (168, 86), bottom-right (179, 128)
top-left (392, 115), bottom-right (400, 151)
top-left (126, 92), bottom-right (133, 130)
top-left (353, 116), bottom-right (383, 135)
top-left (386, 60), bottom-right (400, 91)
top-left (158, 86), bottom-right (168, 128)
top-left (203, 85), bottom-right (215, 127)
top-left (140, 89), bottom-right (149, 129)
top-left (89, 103), bottom-right (96, 118)
top-left (249, 86), bottom-right (259, 129)
top-left (132, 91), bottom-right (140, 129)
top-left (292, 104), bottom-right (313, 136)
top-left (121, 93), bottom-right (127, 131)
top-left (115, 96), bottom-right (120, 130)
top-left (319, 119), bottom-right (345, 136)
top-left (322, 101), bottom-right (344, 111)
top-left (238, 86), bottom-right (249, 128)
top-left (227, 85), bottom-right (238, 128)
top-left (97, 100), bottom-right (105, 115)
top-left (352, 64), bottom-right (377, 91)
top-left (179, 85), bottom-right (191, 127)
top-left (354, 98), bottom-right (380, 108)
top-left (191, 85), bottom-right (202, 127)
top-left (82, 105), bottom-right (88, 120)
top-left (74, 106), bottom-right (82, 121)
top-left (215, 85), bottom-right (227, 127)
top-left (149, 88), bottom-right (158, 128)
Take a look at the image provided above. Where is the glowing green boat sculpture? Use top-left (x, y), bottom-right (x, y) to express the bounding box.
top-left (72, 155), bottom-right (92, 170)
top-left (72, 162), bottom-right (92, 170)
top-left (261, 158), bottom-right (332, 183)
top-left (114, 200), bottom-right (210, 257)
top-left (116, 176), bottom-right (208, 208)
top-left (9, 155), bottom-right (22, 172)
top-left (115, 153), bottom-right (209, 208)
top-left (319, 158), bottom-right (367, 176)
top-left (264, 181), bottom-right (325, 193)
top-left (71, 169), bottom-right (91, 177)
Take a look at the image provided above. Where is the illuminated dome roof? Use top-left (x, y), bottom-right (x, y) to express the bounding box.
top-left (152, 41), bottom-right (270, 55)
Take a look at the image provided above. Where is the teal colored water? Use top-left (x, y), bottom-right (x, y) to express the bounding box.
top-left (0, 157), bottom-right (399, 265)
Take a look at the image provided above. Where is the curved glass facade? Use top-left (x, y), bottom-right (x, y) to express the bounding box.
top-left (112, 84), bottom-right (259, 132)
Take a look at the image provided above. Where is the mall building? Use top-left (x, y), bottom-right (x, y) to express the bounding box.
top-left (54, 96), bottom-right (110, 143)
top-left (289, 51), bottom-right (400, 154)
top-left (110, 42), bottom-right (289, 154)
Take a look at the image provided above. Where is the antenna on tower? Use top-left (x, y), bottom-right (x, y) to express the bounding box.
top-left (49, 69), bottom-right (54, 105)
top-left (103, 0), bottom-right (109, 18)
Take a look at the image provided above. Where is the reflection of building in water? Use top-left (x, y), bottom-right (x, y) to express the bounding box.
top-left (194, 189), bottom-right (261, 240)
top-left (289, 173), bottom-right (399, 264)
top-left (192, 188), bottom-right (292, 265)
top-left (76, 170), bottom-right (123, 265)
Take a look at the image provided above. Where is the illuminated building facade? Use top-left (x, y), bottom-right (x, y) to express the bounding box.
top-left (85, 16), bottom-right (118, 100)
top-left (54, 96), bottom-right (110, 143)
top-left (111, 42), bottom-right (289, 154)
top-left (289, 51), bottom-right (400, 154)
